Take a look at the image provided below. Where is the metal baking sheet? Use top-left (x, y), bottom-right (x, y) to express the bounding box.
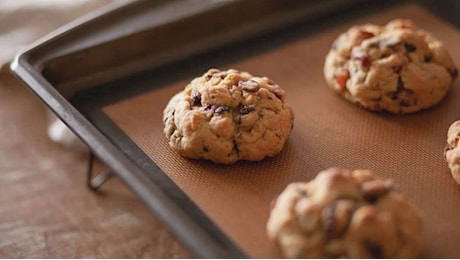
top-left (10, 0), bottom-right (460, 258)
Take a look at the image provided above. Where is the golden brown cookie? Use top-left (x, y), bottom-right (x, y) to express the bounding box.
top-left (324, 19), bottom-right (457, 114)
top-left (163, 68), bottom-right (294, 164)
top-left (445, 120), bottom-right (460, 184)
top-left (267, 168), bottom-right (423, 258)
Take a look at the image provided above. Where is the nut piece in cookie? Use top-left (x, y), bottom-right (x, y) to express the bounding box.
top-left (324, 19), bottom-right (458, 114)
top-left (163, 68), bottom-right (294, 164)
top-left (445, 120), bottom-right (460, 185)
top-left (267, 168), bottom-right (422, 258)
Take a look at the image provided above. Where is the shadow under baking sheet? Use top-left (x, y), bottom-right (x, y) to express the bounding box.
top-left (73, 3), bottom-right (460, 258)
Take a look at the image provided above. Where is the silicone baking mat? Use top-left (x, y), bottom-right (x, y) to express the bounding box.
top-left (102, 3), bottom-right (460, 258)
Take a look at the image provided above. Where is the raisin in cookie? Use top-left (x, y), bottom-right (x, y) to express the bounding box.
top-left (324, 19), bottom-right (457, 114)
top-left (163, 68), bottom-right (294, 164)
top-left (267, 168), bottom-right (422, 258)
top-left (445, 120), bottom-right (460, 185)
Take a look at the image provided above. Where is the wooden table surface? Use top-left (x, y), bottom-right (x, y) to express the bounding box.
top-left (0, 70), bottom-right (191, 258)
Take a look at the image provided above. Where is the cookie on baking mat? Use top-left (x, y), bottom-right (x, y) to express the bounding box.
top-left (445, 120), bottom-right (460, 185)
top-left (324, 19), bottom-right (457, 114)
top-left (163, 68), bottom-right (294, 164)
top-left (267, 168), bottom-right (422, 258)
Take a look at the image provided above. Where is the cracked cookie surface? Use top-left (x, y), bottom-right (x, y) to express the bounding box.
top-left (163, 68), bottom-right (294, 164)
top-left (324, 19), bottom-right (457, 114)
top-left (267, 168), bottom-right (422, 258)
top-left (445, 120), bottom-right (460, 185)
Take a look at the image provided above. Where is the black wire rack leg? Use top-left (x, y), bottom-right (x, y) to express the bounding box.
top-left (86, 151), bottom-right (113, 191)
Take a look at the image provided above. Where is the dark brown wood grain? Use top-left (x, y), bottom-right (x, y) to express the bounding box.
top-left (0, 71), bottom-right (191, 258)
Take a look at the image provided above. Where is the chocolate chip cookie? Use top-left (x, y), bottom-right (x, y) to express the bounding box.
top-left (267, 168), bottom-right (422, 258)
top-left (324, 19), bottom-right (457, 114)
top-left (163, 68), bottom-right (294, 164)
top-left (445, 120), bottom-right (460, 185)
